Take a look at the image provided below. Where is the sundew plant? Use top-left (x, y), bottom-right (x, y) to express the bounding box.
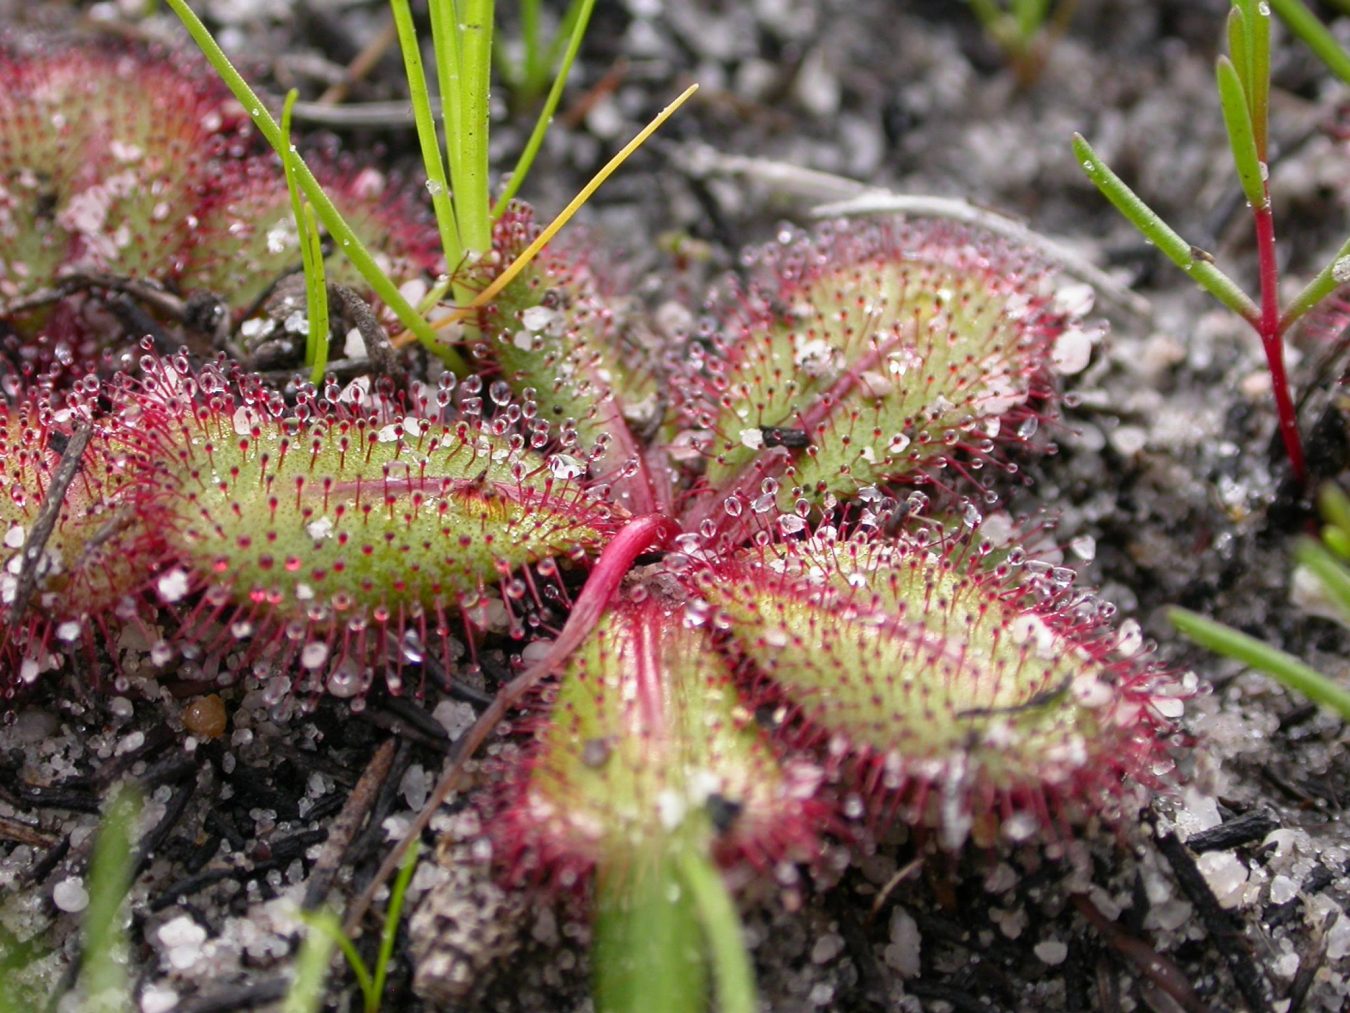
top-left (0, 7), bottom-right (1190, 1011)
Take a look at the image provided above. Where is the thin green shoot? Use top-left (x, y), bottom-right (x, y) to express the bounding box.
top-left (301, 910), bottom-right (375, 1006)
top-left (297, 837), bottom-right (421, 1013)
top-left (79, 785), bottom-right (140, 1008)
top-left (1279, 233), bottom-right (1350, 333)
top-left (281, 91), bottom-right (331, 386)
top-left (1269, 1), bottom-right (1350, 102)
top-left (503, 0), bottom-right (587, 101)
top-left (390, 0), bottom-right (462, 267)
top-left (495, 0), bottom-right (597, 214)
top-left (1170, 608), bottom-right (1350, 720)
top-left (675, 850), bottom-right (756, 1013)
top-left (371, 836), bottom-right (421, 1007)
top-left (1070, 133), bottom-right (1259, 324)
top-left (966, 0), bottom-right (1073, 81)
top-left (163, 0), bottom-right (460, 367)
top-left (283, 909), bottom-right (340, 1013)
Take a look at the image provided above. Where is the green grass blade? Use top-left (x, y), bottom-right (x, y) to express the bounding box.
top-left (1014, 0), bottom-right (1051, 40)
top-left (456, 0), bottom-right (495, 254)
top-left (676, 851), bottom-right (756, 1013)
top-left (283, 912), bottom-right (339, 1013)
top-left (81, 786), bottom-right (140, 1007)
top-left (1216, 56), bottom-right (1267, 209)
top-left (494, 0), bottom-right (597, 213)
top-left (520, 0), bottom-right (544, 87)
top-left (301, 205), bottom-right (330, 385)
top-left (1294, 538), bottom-right (1350, 624)
top-left (1270, 0), bottom-right (1350, 83)
top-left (428, 0), bottom-right (465, 216)
top-left (390, 0), bottom-right (463, 266)
top-left (281, 91), bottom-right (331, 385)
top-left (1071, 133), bottom-right (1259, 324)
top-left (1170, 607), bottom-right (1350, 720)
top-left (370, 837), bottom-right (422, 1010)
top-left (164, 0), bottom-right (461, 366)
top-left (300, 910), bottom-right (376, 1009)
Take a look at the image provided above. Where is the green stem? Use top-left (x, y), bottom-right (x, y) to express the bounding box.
top-left (675, 850), bottom-right (757, 1013)
top-left (164, 0), bottom-right (462, 368)
top-left (428, 0), bottom-right (465, 212)
top-left (370, 838), bottom-right (422, 1013)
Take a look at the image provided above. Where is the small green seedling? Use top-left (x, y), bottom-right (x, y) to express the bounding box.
top-left (1072, 0), bottom-right (1350, 486)
top-left (967, 0), bottom-right (1078, 84)
top-left (1171, 485), bottom-right (1350, 721)
top-left (297, 838), bottom-right (423, 1013)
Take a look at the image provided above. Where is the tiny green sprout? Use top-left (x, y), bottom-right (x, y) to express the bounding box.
top-left (79, 785), bottom-right (141, 1011)
top-left (966, 0), bottom-right (1077, 84)
top-left (297, 838), bottom-right (422, 1013)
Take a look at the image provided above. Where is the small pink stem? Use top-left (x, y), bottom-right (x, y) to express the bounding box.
top-left (1253, 201), bottom-right (1307, 487)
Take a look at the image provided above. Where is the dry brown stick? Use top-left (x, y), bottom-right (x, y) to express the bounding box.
top-left (1072, 893), bottom-right (1212, 1013)
top-left (9, 424), bottom-right (91, 625)
top-left (317, 14), bottom-right (398, 107)
top-left (304, 737), bottom-right (399, 912)
top-left (0, 814), bottom-right (59, 849)
top-left (330, 283), bottom-right (402, 379)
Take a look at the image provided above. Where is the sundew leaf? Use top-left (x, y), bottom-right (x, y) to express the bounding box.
top-left (0, 43), bottom-right (247, 304)
top-left (473, 204), bottom-right (664, 513)
top-left (0, 394), bottom-right (142, 700)
top-left (495, 598), bottom-right (821, 882)
top-left (687, 220), bottom-right (1081, 520)
top-left (696, 527), bottom-right (1178, 848)
top-left (125, 354), bottom-right (616, 686)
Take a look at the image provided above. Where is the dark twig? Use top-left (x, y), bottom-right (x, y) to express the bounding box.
top-left (9, 423), bottom-right (91, 625)
top-left (1071, 893), bottom-right (1210, 1013)
top-left (345, 740), bottom-right (414, 873)
top-left (302, 737), bottom-right (398, 911)
top-left (330, 283), bottom-right (402, 378)
top-left (1185, 810), bottom-right (1281, 853)
top-left (0, 814), bottom-right (59, 848)
top-left (176, 979), bottom-right (290, 1013)
top-left (132, 780), bottom-right (198, 877)
top-left (363, 696), bottom-right (452, 751)
top-left (1153, 826), bottom-right (1272, 1012)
